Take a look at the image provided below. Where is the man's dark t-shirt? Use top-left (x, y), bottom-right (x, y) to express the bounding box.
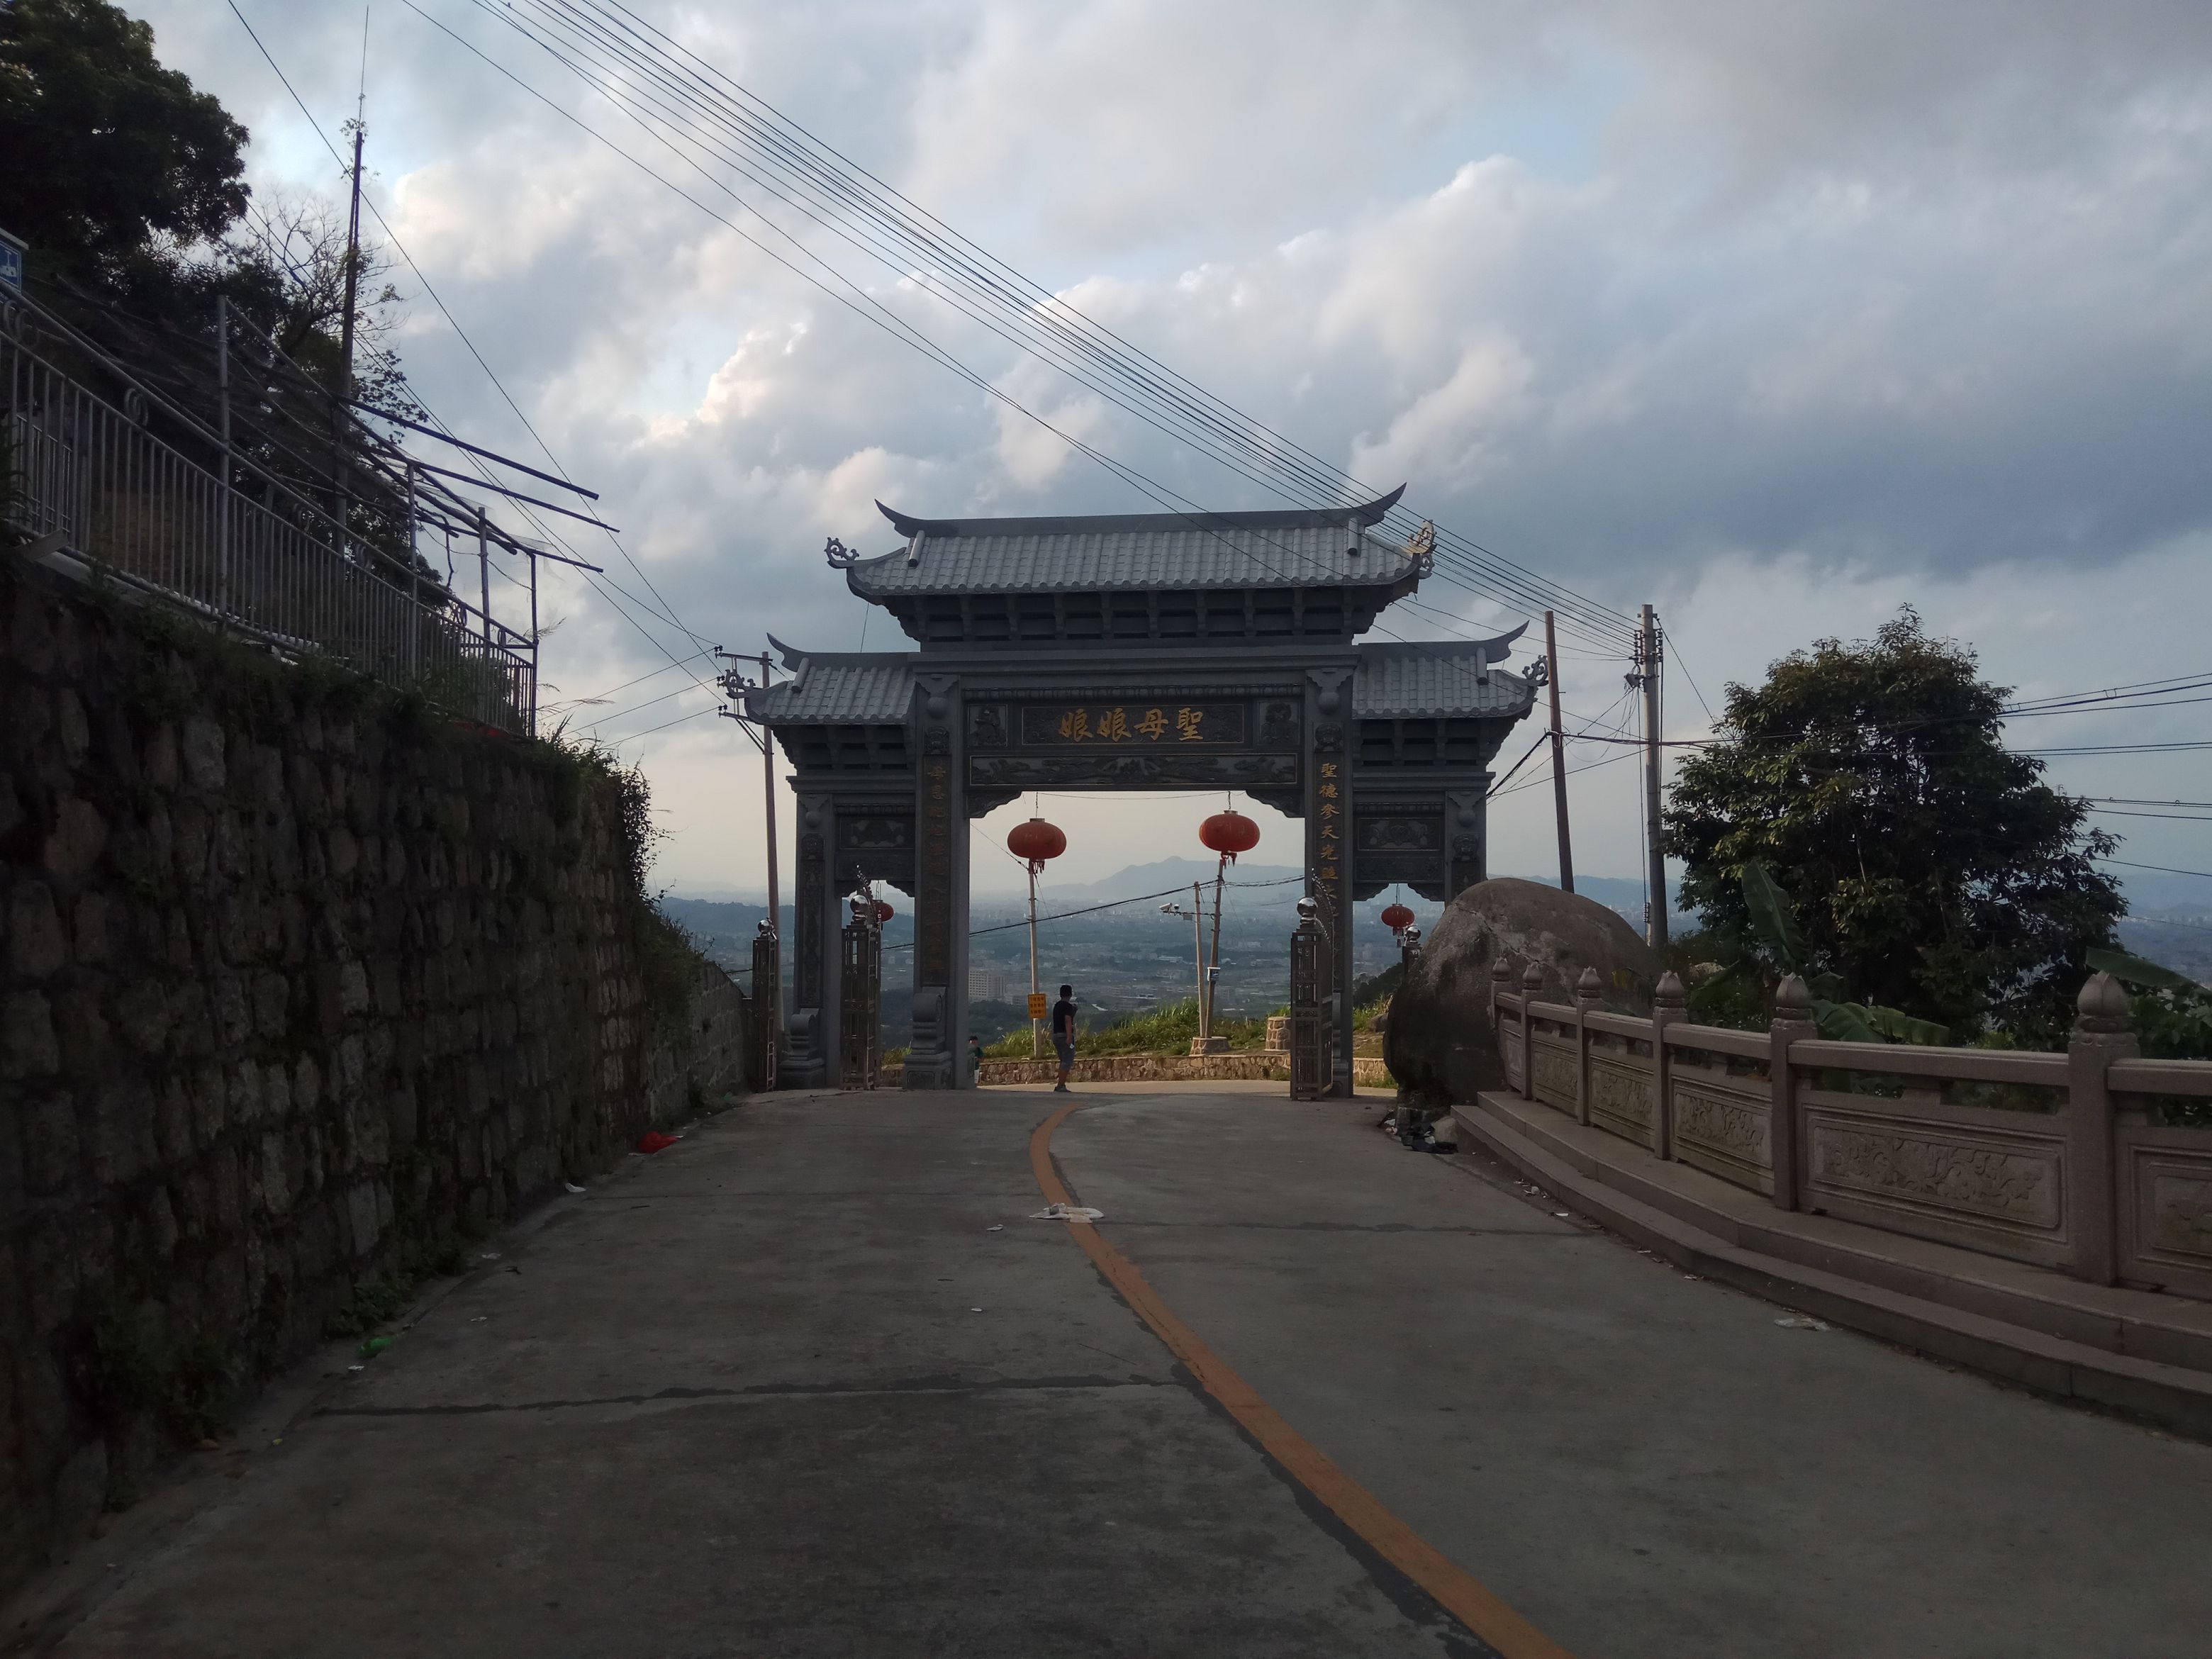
top-left (1051, 998), bottom-right (1078, 1039)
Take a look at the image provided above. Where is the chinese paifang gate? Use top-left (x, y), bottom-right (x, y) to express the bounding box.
top-left (740, 488), bottom-right (1536, 1094)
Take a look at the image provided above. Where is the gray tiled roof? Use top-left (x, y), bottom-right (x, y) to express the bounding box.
top-left (742, 647), bottom-right (915, 724)
top-left (1353, 635), bottom-right (1534, 718)
top-left (849, 493), bottom-right (1417, 597)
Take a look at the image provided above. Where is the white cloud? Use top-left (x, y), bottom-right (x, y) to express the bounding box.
top-left (128, 0), bottom-right (2212, 907)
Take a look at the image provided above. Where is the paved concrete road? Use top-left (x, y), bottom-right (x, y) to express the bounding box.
top-left (33, 1087), bottom-right (2212, 1658)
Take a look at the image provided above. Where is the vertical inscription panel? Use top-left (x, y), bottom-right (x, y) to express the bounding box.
top-left (1310, 719), bottom-right (1345, 971)
top-left (917, 747), bottom-right (954, 988)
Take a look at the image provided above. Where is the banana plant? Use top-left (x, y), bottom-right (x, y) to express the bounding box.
top-left (2086, 946), bottom-right (2201, 994)
top-left (1692, 862), bottom-right (1950, 1045)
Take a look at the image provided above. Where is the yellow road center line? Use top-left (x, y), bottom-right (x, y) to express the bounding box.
top-left (1029, 1101), bottom-right (1578, 1659)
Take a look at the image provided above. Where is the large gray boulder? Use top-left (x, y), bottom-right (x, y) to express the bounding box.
top-left (1385, 878), bottom-right (1660, 1107)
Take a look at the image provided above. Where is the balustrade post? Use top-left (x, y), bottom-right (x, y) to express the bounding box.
top-left (1652, 971), bottom-right (1685, 1161)
top-left (1768, 974), bottom-right (1816, 1209)
top-left (1575, 966), bottom-right (1601, 1127)
top-left (1519, 962), bottom-right (1542, 1102)
top-left (2067, 971), bottom-right (2138, 1285)
top-left (1490, 957), bottom-right (1511, 1031)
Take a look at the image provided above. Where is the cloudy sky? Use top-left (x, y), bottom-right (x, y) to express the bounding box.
top-left (137, 0), bottom-right (2212, 909)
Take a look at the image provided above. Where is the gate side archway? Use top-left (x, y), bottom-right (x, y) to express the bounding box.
top-left (743, 491), bottom-right (1535, 1095)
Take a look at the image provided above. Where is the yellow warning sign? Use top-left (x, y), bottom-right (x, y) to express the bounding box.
top-left (1028, 993), bottom-right (1049, 1020)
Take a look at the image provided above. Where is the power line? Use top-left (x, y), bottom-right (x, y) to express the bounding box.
top-left (433, 0), bottom-right (1636, 649)
top-left (884, 875), bottom-right (1306, 951)
top-left (225, 0), bottom-right (729, 720)
top-left (2104, 858), bottom-right (2212, 881)
top-left (399, 0), bottom-right (1591, 720)
top-left (548, 0), bottom-right (1636, 640)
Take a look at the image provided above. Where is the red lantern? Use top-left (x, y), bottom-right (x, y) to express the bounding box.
top-left (1007, 817), bottom-right (1066, 874)
top-left (1198, 810), bottom-right (1261, 864)
top-left (873, 899), bottom-right (895, 924)
top-left (1381, 902), bottom-right (1415, 933)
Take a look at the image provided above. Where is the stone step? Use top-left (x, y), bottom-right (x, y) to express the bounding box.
top-left (1454, 1094), bottom-right (2212, 1439)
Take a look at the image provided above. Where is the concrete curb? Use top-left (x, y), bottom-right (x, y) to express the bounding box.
top-left (1454, 1098), bottom-right (2212, 1440)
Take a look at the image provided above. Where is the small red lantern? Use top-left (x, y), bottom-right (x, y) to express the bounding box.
top-left (1198, 810), bottom-right (1261, 864)
top-left (873, 899), bottom-right (895, 924)
top-left (1007, 817), bottom-right (1066, 874)
top-left (1381, 902), bottom-right (1415, 933)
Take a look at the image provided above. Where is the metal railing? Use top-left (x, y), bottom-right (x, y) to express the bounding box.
top-left (1, 291), bottom-right (537, 734)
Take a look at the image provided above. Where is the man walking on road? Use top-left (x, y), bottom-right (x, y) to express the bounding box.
top-left (1051, 984), bottom-right (1079, 1092)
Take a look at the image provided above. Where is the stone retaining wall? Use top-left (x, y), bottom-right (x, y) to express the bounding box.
top-left (0, 557), bottom-right (746, 1597)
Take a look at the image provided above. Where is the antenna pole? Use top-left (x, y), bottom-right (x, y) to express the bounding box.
top-left (334, 120), bottom-right (367, 533)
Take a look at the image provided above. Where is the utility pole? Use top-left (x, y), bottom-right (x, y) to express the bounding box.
top-left (758, 649), bottom-right (781, 961)
top-left (216, 294), bottom-right (232, 622)
top-left (1206, 859), bottom-right (1228, 1043)
top-left (475, 505), bottom-right (491, 724)
top-left (338, 121), bottom-right (365, 402)
top-left (1544, 609), bottom-right (1573, 895)
top-left (334, 117), bottom-right (367, 543)
top-left (716, 647), bottom-right (783, 1087)
top-left (1186, 883), bottom-right (1205, 1031)
top-left (1639, 603), bottom-right (1669, 950)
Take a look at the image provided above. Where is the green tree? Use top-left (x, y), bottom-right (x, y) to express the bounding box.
top-left (1664, 608), bottom-right (2122, 1038)
top-left (0, 0), bottom-right (248, 289)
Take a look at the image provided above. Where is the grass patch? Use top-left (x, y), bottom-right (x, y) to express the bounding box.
top-left (983, 997), bottom-right (1270, 1059)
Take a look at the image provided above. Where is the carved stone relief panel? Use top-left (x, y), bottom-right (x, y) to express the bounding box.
top-left (2119, 1139), bottom-right (2212, 1295)
top-left (2152, 1170), bottom-right (2212, 1258)
top-left (1356, 815), bottom-right (1442, 851)
top-left (837, 815), bottom-right (912, 850)
top-left (969, 705), bottom-right (1007, 748)
top-left (1531, 1039), bottom-right (1579, 1115)
top-left (1589, 1056), bottom-right (1654, 1149)
top-left (1806, 1120), bottom-right (2060, 1231)
top-left (1671, 1079), bottom-right (1772, 1193)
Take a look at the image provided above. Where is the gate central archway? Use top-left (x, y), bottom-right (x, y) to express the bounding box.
top-left (742, 489), bottom-right (1536, 1095)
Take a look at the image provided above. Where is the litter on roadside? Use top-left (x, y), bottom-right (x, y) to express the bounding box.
top-left (1031, 1202), bottom-right (1104, 1223)
top-left (359, 1336), bottom-right (392, 1359)
top-left (1553, 1211), bottom-right (1570, 1218)
top-left (479, 1251), bottom-right (501, 1261)
top-left (637, 1130), bottom-right (681, 1154)
top-left (1775, 1316), bottom-right (1831, 1331)
top-left (986, 1224), bottom-right (1004, 1232)
top-left (564, 1182), bottom-right (587, 1194)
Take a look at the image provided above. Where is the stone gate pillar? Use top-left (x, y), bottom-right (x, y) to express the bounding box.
top-left (906, 674), bottom-right (970, 1089)
top-left (1306, 666), bottom-right (1356, 1097)
top-left (787, 791), bottom-right (841, 1088)
top-left (1445, 786), bottom-right (1486, 900)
